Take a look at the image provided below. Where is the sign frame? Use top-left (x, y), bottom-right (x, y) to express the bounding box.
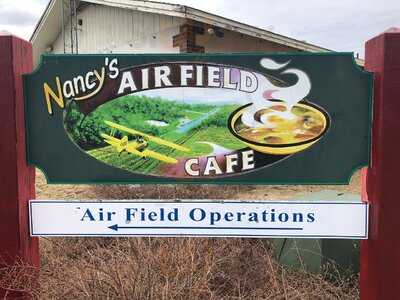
top-left (23, 52), bottom-right (373, 185)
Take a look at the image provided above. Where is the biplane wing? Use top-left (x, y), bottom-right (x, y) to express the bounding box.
top-left (124, 144), bottom-right (177, 164)
top-left (101, 135), bottom-right (178, 164)
top-left (124, 144), bottom-right (145, 157)
top-left (104, 120), bottom-right (190, 152)
top-left (100, 133), bottom-right (127, 153)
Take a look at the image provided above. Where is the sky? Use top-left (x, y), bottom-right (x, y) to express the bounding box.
top-left (0, 0), bottom-right (399, 57)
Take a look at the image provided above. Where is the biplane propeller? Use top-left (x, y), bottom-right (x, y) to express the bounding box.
top-left (100, 120), bottom-right (190, 164)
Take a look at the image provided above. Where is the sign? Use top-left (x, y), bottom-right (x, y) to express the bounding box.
top-left (24, 53), bottom-right (372, 184)
top-left (29, 200), bottom-right (368, 238)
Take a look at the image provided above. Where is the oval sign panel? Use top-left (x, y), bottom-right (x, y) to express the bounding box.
top-left (64, 60), bottom-right (330, 179)
top-left (24, 54), bottom-right (371, 184)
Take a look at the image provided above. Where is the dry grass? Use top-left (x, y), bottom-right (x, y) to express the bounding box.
top-left (38, 238), bottom-right (358, 300)
top-left (8, 170), bottom-right (360, 299)
top-left (35, 170), bottom-right (361, 201)
top-left (0, 258), bottom-right (39, 299)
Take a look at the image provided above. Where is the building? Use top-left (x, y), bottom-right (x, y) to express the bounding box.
top-left (30, 0), bottom-right (363, 67)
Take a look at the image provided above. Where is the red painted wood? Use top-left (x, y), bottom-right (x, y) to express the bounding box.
top-left (0, 34), bottom-right (39, 298)
top-left (360, 28), bottom-right (400, 300)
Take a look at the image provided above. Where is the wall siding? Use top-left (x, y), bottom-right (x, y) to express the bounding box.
top-left (51, 4), bottom-right (297, 55)
top-left (52, 4), bottom-right (183, 54)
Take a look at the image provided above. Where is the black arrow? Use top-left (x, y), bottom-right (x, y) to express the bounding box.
top-left (108, 224), bottom-right (303, 232)
top-left (108, 224), bottom-right (119, 231)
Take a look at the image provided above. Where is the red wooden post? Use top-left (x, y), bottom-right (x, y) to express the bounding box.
top-left (0, 34), bottom-right (39, 297)
top-left (360, 28), bottom-right (400, 299)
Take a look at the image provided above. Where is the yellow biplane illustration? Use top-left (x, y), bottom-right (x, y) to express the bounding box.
top-left (101, 121), bottom-right (190, 164)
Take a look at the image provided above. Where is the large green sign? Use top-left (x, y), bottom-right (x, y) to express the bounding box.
top-left (23, 53), bottom-right (372, 184)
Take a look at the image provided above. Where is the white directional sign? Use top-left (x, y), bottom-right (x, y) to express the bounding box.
top-left (29, 200), bottom-right (368, 239)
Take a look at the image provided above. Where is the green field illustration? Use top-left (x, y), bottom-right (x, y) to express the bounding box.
top-left (64, 94), bottom-right (246, 176)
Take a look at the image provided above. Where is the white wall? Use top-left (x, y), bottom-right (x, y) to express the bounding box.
top-left (50, 3), bottom-right (297, 56)
top-left (52, 4), bottom-right (183, 54)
